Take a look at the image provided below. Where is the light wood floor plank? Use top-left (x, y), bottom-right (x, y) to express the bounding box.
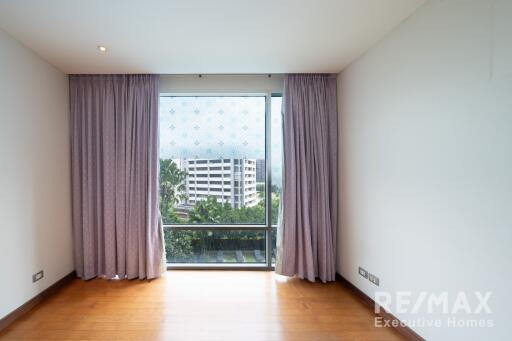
top-left (0, 271), bottom-right (405, 341)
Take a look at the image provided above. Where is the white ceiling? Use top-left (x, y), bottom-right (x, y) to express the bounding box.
top-left (0, 0), bottom-right (425, 74)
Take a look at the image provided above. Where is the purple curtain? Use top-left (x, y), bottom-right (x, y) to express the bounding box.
top-left (69, 74), bottom-right (163, 280)
top-left (276, 74), bottom-right (338, 283)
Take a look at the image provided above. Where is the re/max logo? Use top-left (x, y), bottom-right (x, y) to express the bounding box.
top-left (374, 291), bottom-right (492, 315)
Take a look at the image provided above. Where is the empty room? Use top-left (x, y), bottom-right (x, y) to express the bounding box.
top-left (0, 0), bottom-right (510, 340)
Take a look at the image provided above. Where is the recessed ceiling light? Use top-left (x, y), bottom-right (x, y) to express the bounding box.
top-left (97, 45), bottom-right (107, 53)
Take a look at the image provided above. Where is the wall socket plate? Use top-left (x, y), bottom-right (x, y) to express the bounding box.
top-left (358, 267), bottom-right (369, 279)
top-left (369, 273), bottom-right (380, 286)
top-left (32, 270), bottom-right (44, 283)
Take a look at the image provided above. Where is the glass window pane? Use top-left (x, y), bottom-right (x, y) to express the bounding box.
top-left (271, 96), bottom-right (283, 264)
top-left (159, 96), bottom-right (266, 225)
top-left (164, 229), bottom-right (266, 264)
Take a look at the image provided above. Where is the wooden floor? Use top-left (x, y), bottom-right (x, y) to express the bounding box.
top-left (0, 271), bottom-right (405, 341)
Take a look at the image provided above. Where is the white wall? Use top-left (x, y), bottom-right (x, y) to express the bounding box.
top-left (337, 0), bottom-right (511, 340)
top-left (0, 29), bottom-right (73, 319)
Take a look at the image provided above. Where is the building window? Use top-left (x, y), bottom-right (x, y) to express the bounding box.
top-left (159, 95), bottom-right (282, 267)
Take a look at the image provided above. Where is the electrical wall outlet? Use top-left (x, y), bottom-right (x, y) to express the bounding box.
top-left (369, 273), bottom-right (380, 286)
top-left (358, 267), bottom-right (369, 279)
top-left (32, 270), bottom-right (44, 283)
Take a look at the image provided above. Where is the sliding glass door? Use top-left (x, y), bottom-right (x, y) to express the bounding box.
top-left (159, 94), bottom-right (282, 269)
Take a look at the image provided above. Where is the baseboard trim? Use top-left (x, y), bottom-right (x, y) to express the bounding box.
top-left (0, 271), bottom-right (76, 332)
top-left (335, 273), bottom-right (425, 341)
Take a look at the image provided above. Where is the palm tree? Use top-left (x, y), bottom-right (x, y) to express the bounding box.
top-left (159, 159), bottom-right (188, 222)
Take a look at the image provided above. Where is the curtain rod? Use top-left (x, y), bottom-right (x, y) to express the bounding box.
top-left (159, 73), bottom-right (336, 77)
top-left (160, 74), bottom-right (284, 77)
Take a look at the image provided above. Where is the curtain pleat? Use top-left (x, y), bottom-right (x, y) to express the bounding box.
top-left (69, 74), bottom-right (162, 280)
top-left (276, 74), bottom-right (338, 283)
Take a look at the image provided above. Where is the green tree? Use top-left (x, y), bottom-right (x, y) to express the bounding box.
top-left (188, 196), bottom-right (268, 225)
top-left (188, 196), bottom-right (233, 224)
top-left (164, 229), bottom-right (194, 262)
top-left (271, 195), bottom-right (280, 225)
top-left (159, 159), bottom-right (191, 261)
top-left (256, 183), bottom-right (265, 193)
top-left (159, 159), bottom-right (187, 224)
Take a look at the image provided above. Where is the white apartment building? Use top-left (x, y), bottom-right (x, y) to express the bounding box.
top-left (183, 158), bottom-right (258, 208)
